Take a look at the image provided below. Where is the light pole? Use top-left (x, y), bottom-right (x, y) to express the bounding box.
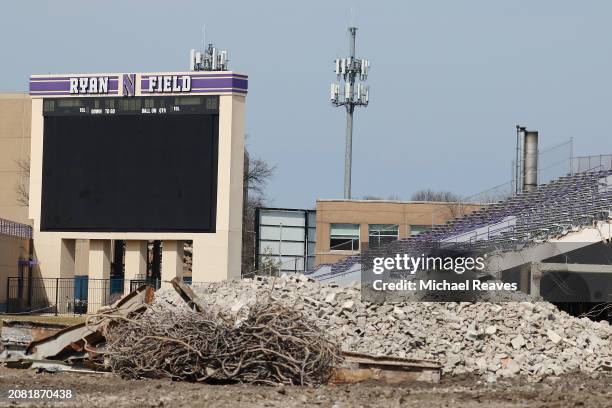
top-left (331, 27), bottom-right (370, 199)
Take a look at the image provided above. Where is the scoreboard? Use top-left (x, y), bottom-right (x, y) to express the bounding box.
top-left (42, 95), bottom-right (219, 116)
top-left (29, 70), bottom-right (248, 281)
top-left (40, 96), bottom-right (219, 233)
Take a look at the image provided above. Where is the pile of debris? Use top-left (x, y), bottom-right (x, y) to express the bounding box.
top-left (4, 281), bottom-right (435, 386)
top-left (153, 274), bottom-right (612, 381)
top-left (0, 282), bottom-right (342, 385)
top-left (0, 285), bottom-right (155, 375)
top-left (4, 274), bottom-right (611, 384)
top-left (100, 297), bottom-right (340, 385)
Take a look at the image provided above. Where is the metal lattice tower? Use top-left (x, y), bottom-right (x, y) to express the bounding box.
top-left (331, 27), bottom-right (370, 199)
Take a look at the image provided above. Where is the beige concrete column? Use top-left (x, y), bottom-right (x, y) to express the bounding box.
top-left (519, 264), bottom-right (530, 294)
top-left (192, 94), bottom-right (244, 282)
top-left (59, 239), bottom-right (76, 279)
top-left (529, 262), bottom-right (543, 297)
top-left (28, 235), bottom-right (75, 307)
top-left (88, 240), bottom-right (111, 313)
top-left (55, 239), bottom-right (76, 313)
top-left (124, 240), bottom-right (147, 293)
top-left (28, 98), bottom-right (43, 224)
top-left (74, 239), bottom-right (90, 276)
top-left (161, 240), bottom-right (184, 287)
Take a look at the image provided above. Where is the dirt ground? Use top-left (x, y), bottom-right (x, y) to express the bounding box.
top-left (0, 366), bottom-right (611, 408)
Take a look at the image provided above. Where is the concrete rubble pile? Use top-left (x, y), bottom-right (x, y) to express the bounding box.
top-left (0, 282), bottom-right (343, 386)
top-left (101, 293), bottom-right (341, 385)
top-left (154, 274), bottom-right (612, 381)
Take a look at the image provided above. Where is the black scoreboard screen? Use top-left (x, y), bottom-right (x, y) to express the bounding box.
top-left (40, 96), bottom-right (219, 232)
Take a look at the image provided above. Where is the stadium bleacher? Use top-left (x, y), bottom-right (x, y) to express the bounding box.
top-left (307, 169), bottom-right (612, 282)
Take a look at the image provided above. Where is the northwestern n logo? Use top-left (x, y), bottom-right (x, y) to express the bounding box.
top-left (122, 74), bottom-right (136, 97)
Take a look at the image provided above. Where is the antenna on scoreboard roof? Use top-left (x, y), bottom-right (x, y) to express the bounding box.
top-left (190, 35), bottom-right (229, 72)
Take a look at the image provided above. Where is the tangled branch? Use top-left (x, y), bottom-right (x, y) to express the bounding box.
top-left (99, 300), bottom-right (341, 386)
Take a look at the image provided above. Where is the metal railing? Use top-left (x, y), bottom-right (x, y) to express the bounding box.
top-left (3, 277), bottom-right (189, 315)
top-left (571, 154), bottom-right (612, 174)
top-left (0, 218), bottom-right (32, 239)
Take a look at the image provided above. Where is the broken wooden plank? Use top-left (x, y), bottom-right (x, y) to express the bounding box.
top-left (171, 277), bottom-right (207, 313)
top-left (329, 351), bottom-right (441, 384)
top-left (341, 351), bottom-right (441, 369)
top-left (100, 284), bottom-right (155, 313)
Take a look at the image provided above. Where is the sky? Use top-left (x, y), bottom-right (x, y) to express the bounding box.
top-left (2, 0), bottom-right (612, 208)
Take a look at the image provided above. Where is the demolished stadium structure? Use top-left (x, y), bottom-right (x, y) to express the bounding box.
top-left (308, 169), bottom-right (612, 302)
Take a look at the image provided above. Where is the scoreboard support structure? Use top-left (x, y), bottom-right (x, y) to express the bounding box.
top-left (28, 71), bottom-right (248, 294)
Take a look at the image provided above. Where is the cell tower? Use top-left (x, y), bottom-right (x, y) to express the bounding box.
top-left (189, 44), bottom-right (229, 71)
top-left (331, 26), bottom-right (370, 199)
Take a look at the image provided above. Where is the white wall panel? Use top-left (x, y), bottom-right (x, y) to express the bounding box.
top-left (260, 211), bottom-right (305, 227)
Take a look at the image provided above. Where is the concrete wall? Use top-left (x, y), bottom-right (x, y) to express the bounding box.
top-left (315, 199), bottom-right (481, 265)
top-left (0, 93), bottom-right (33, 309)
top-left (0, 93), bottom-right (31, 225)
top-left (0, 235), bottom-right (29, 307)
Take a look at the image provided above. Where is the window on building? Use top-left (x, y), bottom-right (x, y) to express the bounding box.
top-left (410, 225), bottom-right (430, 236)
top-left (330, 224), bottom-right (360, 251)
top-left (368, 224), bottom-right (399, 248)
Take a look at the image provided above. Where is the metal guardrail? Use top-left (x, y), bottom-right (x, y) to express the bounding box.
top-left (572, 154), bottom-right (612, 174)
top-left (4, 277), bottom-right (190, 315)
top-left (0, 218), bottom-right (32, 239)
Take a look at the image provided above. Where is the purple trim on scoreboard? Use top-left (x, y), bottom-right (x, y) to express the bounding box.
top-left (29, 76), bottom-right (119, 95)
top-left (188, 73), bottom-right (248, 79)
top-left (141, 75), bottom-right (248, 94)
top-left (29, 73), bottom-right (248, 96)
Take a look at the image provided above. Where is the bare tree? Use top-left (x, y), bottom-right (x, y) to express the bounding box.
top-left (242, 150), bottom-right (275, 275)
top-left (411, 189), bottom-right (461, 202)
top-left (411, 189), bottom-right (467, 218)
top-left (245, 158), bottom-right (275, 197)
top-left (15, 157), bottom-right (30, 206)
